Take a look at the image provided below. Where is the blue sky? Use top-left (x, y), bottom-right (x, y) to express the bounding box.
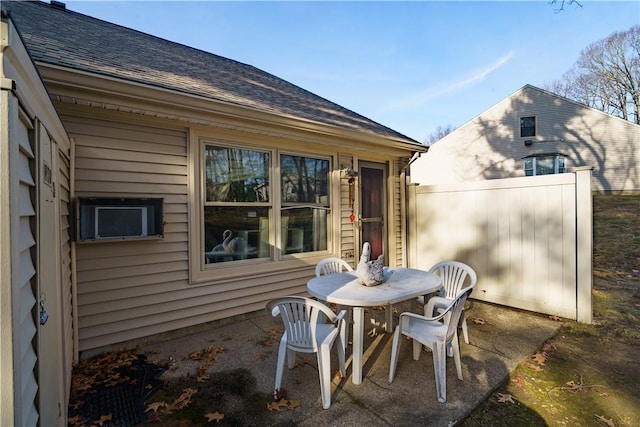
top-left (63, 1), bottom-right (639, 142)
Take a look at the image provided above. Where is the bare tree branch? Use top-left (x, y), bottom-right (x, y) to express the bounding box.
top-left (545, 25), bottom-right (640, 124)
top-left (424, 125), bottom-right (456, 146)
top-left (549, 0), bottom-right (583, 13)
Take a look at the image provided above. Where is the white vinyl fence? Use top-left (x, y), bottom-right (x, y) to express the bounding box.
top-left (408, 167), bottom-right (593, 323)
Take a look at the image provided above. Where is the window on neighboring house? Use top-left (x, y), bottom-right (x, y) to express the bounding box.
top-left (524, 155), bottom-right (567, 176)
top-left (202, 144), bottom-right (330, 264)
top-left (520, 116), bottom-right (536, 138)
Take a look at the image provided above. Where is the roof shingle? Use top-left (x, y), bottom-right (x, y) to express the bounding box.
top-left (3, 0), bottom-right (419, 143)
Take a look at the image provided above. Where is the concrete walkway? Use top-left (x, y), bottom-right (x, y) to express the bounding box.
top-left (132, 299), bottom-right (561, 426)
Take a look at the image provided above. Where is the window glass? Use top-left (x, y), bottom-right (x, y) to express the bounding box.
top-left (520, 116), bottom-right (536, 138)
top-left (204, 145), bottom-right (271, 264)
top-left (204, 206), bottom-right (270, 262)
top-left (280, 155), bottom-right (329, 203)
top-left (205, 146), bottom-right (269, 202)
top-left (201, 146), bottom-right (332, 265)
top-left (536, 156), bottom-right (555, 175)
top-left (280, 154), bottom-right (329, 254)
top-left (557, 157), bottom-right (566, 173)
top-left (524, 158), bottom-right (534, 176)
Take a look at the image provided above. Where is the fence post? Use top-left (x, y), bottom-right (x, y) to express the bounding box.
top-left (574, 167), bottom-right (593, 324)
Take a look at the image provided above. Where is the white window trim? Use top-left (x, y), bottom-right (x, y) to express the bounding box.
top-left (524, 154), bottom-right (567, 176)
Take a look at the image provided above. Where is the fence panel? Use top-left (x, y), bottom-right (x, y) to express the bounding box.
top-left (408, 169), bottom-right (592, 321)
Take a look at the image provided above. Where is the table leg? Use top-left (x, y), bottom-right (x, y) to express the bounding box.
top-left (352, 306), bottom-right (364, 385)
top-left (385, 303), bottom-right (393, 333)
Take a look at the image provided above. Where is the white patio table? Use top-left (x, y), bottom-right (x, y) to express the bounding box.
top-left (306, 267), bottom-right (442, 385)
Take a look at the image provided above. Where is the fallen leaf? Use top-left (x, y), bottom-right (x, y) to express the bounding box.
top-left (528, 363), bottom-right (544, 372)
top-left (595, 414), bottom-right (615, 427)
top-left (147, 411), bottom-right (164, 423)
top-left (96, 414), bottom-right (112, 426)
top-left (496, 393), bottom-right (515, 403)
top-left (286, 399), bottom-right (301, 409)
top-left (549, 314), bottom-right (563, 321)
top-left (145, 401), bottom-right (166, 413)
top-left (532, 352), bottom-right (547, 365)
top-left (564, 380), bottom-right (586, 392)
top-left (181, 387), bottom-right (198, 398)
top-left (68, 415), bottom-right (85, 426)
top-left (267, 398), bottom-right (299, 411)
top-left (514, 375), bottom-right (524, 387)
top-left (542, 342), bottom-right (557, 352)
top-left (196, 366), bottom-right (210, 382)
top-left (261, 329), bottom-right (282, 347)
top-left (294, 357), bottom-right (314, 367)
top-left (205, 411), bottom-right (225, 423)
top-left (469, 317), bottom-right (485, 325)
top-left (69, 400), bottom-right (84, 410)
top-left (253, 353), bottom-right (269, 361)
top-left (267, 400), bottom-right (285, 412)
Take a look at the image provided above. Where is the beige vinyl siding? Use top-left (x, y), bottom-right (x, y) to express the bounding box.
top-left (60, 110), bottom-right (416, 351)
top-left (63, 116), bottom-right (190, 351)
top-left (66, 116), bottom-right (329, 350)
top-left (338, 154), bottom-right (356, 266)
top-left (389, 159), bottom-right (404, 267)
top-left (78, 273), bottom-right (308, 350)
top-left (412, 85), bottom-right (640, 193)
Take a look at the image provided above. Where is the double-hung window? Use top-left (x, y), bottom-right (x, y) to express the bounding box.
top-left (520, 116), bottom-right (536, 138)
top-left (202, 143), bottom-right (330, 265)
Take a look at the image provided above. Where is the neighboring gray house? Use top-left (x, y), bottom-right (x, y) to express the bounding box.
top-left (1, 1), bottom-right (425, 424)
top-left (411, 84), bottom-right (640, 194)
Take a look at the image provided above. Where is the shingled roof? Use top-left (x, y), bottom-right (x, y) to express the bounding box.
top-left (3, 0), bottom-right (420, 144)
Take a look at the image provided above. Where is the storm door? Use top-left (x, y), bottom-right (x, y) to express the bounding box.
top-left (358, 162), bottom-right (387, 262)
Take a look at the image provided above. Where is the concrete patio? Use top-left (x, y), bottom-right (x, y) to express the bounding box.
top-left (115, 299), bottom-right (561, 426)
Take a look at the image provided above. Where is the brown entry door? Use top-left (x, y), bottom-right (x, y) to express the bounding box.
top-left (359, 163), bottom-right (386, 261)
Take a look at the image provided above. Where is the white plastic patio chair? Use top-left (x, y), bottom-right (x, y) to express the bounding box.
top-left (424, 261), bottom-right (477, 344)
top-left (315, 257), bottom-right (353, 276)
top-left (315, 257), bottom-right (354, 344)
top-left (389, 286), bottom-right (472, 403)
top-left (266, 296), bottom-right (346, 409)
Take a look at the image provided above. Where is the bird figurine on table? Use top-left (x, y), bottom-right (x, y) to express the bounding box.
top-left (356, 242), bottom-right (385, 286)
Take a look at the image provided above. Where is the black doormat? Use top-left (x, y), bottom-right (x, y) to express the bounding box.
top-left (68, 350), bottom-right (166, 427)
top-left (76, 385), bottom-right (145, 427)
